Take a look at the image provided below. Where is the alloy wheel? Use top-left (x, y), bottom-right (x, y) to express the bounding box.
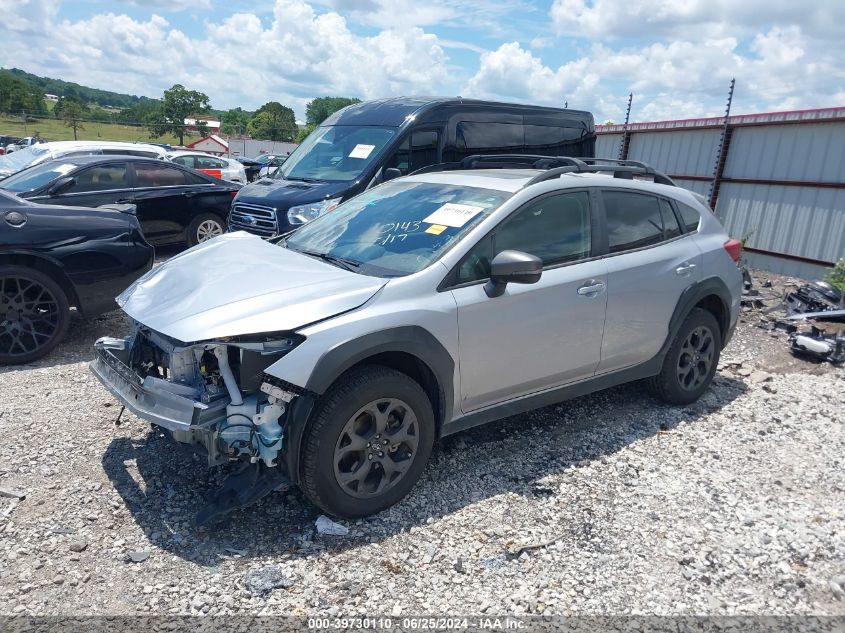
top-left (196, 219), bottom-right (223, 242)
top-left (333, 398), bottom-right (419, 499)
top-left (677, 325), bottom-right (715, 391)
top-left (0, 276), bottom-right (61, 358)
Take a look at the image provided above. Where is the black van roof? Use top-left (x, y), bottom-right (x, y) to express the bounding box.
top-left (322, 97), bottom-right (594, 128)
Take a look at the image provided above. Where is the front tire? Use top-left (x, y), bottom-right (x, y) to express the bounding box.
top-left (187, 213), bottom-right (225, 246)
top-left (0, 265), bottom-right (70, 365)
top-left (300, 366), bottom-right (435, 518)
top-left (646, 308), bottom-right (721, 405)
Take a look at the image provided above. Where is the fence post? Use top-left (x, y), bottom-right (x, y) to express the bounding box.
top-left (709, 78), bottom-right (736, 212)
top-left (618, 93), bottom-right (633, 160)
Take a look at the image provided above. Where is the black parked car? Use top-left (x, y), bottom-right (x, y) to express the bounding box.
top-left (0, 190), bottom-right (153, 364)
top-left (0, 156), bottom-right (241, 247)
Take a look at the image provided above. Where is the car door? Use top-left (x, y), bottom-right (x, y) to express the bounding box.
top-left (596, 189), bottom-right (702, 374)
top-left (43, 162), bottom-right (133, 208)
top-left (131, 162), bottom-right (199, 245)
top-left (449, 189), bottom-right (608, 412)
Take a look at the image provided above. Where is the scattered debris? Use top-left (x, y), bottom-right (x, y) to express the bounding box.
top-left (506, 534), bottom-right (566, 560)
top-left (0, 487), bottom-right (26, 500)
top-left (49, 527), bottom-right (76, 535)
top-left (243, 566), bottom-right (295, 596)
top-left (315, 514), bottom-right (349, 536)
top-left (223, 547), bottom-right (248, 556)
top-left (125, 550), bottom-right (150, 563)
top-left (790, 327), bottom-right (845, 365)
top-left (784, 280), bottom-right (844, 317)
top-left (454, 556), bottom-right (465, 573)
top-left (68, 539), bottom-right (88, 553)
top-left (740, 267), bottom-right (765, 308)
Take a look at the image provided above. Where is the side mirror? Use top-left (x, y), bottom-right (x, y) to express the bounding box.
top-left (383, 167), bottom-right (401, 182)
top-left (484, 250), bottom-right (542, 298)
top-left (49, 176), bottom-right (75, 196)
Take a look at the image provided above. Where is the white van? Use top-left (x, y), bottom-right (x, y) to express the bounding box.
top-left (0, 140), bottom-right (167, 180)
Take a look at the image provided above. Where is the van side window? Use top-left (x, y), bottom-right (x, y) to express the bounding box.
top-left (524, 125), bottom-right (586, 156)
top-left (410, 130), bottom-right (439, 172)
top-left (385, 130), bottom-right (440, 175)
top-left (456, 121), bottom-right (523, 154)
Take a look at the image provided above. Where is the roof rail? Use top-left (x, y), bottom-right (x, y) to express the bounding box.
top-left (409, 154), bottom-right (676, 187)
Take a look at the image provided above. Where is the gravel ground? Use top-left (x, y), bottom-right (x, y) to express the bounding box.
top-left (0, 268), bottom-right (843, 617)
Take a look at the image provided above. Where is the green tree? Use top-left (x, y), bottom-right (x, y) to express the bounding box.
top-left (0, 74), bottom-right (47, 115)
top-left (295, 123), bottom-right (315, 143)
top-left (305, 96), bottom-right (360, 126)
top-left (221, 107), bottom-right (251, 135)
top-left (59, 98), bottom-right (88, 140)
top-left (146, 84), bottom-right (210, 145)
top-left (247, 101), bottom-right (297, 141)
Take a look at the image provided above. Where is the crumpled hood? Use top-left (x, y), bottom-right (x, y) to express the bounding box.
top-left (117, 232), bottom-right (386, 342)
top-left (235, 177), bottom-right (350, 208)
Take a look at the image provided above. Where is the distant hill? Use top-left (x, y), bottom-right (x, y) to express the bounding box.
top-left (1, 68), bottom-right (157, 110)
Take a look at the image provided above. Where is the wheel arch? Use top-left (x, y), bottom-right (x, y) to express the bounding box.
top-left (283, 326), bottom-right (455, 484)
top-left (0, 252), bottom-right (80, 312)
top-left (663, 276), bottom-right (733, 357)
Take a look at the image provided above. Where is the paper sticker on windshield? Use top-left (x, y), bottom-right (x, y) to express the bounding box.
top-left (349, 144), bottom-right (375, 159)
top-left (425, 224), bottom-right (447, 235)
top-left (423, 203), bottom-right (484, 228)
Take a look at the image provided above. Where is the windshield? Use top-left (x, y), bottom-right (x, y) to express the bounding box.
top-left (276, 125), bottom-right (396, 183)
top-left (284, 180), bottom-right (512, 277)
top-left (0, 146), bottom-right (49, 174)
top-left (0, 161), bottom-right (77, 193)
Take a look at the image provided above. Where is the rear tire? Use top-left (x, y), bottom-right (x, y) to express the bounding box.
top-left (0, 265), bottom-right (70, 365)
top-left (646, 308), bottom-right (721, 405)
top-left (187, 213), bottom-right (225, 246)
top-left (300, 366), bottom-right (435, 518)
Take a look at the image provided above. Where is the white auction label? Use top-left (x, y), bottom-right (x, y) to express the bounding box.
top-left (348, 144), bottom-right (375, 159)
top-left (422, 203), bottom-right (484, 228)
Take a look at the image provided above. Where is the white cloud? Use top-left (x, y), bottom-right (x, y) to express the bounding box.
top-left (0, 0), bottom-right (455, 116)
top-left (550, 0), bottom-right (845, 40)
top-left (464, 28), bottom-right (845, 121)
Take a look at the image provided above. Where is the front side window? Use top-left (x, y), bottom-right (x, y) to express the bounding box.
top-left (386, 130), bottom-right (441, 175)
top-left (284, 180), bottom-right (511, 277)
top-left (170, 156), bottom-right (194, 168)
top-left (67, 164), bottom-right (129, 193)
top-left (276, 125), bottom-right (397, 182)
top-left (457, 191), bottom-right (592, 284)
top-left (603, 190), bottom-right (676, 253)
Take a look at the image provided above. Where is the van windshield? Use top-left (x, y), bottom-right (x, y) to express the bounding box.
top-left (274, 126), bottom-right (396, 183)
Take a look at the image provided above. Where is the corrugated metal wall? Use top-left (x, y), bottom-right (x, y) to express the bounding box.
top-left (596, 110), bottom-right (845, 278)
top-left (595, 134), bottom-right (622, 159)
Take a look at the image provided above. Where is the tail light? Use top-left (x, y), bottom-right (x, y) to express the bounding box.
top-left (229, 191), bottom-right (237, 197)
top-left (724, 238), bottom-right (742, 263)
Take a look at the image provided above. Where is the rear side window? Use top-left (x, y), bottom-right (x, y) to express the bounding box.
top-left (603, 190), bottom-right (678, 253)
top-left (660, 198), bottom-right (683, 239)
top-left (676, 201), bottom-right (701, 233)
top-left (196, 156), bottom-right (225, 169)
top-left (171, 156), bottom-right (194, 168)
top-left (134, 164), bottom-right (191, 187)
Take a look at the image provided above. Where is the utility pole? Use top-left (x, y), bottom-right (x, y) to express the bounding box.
top-left (709, 78), bottom-right (736, 210)
top-left (618, 92), bottom-right (633, 160)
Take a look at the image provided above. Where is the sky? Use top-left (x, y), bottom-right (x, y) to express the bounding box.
top-left (1, 0), bottom-right (844, 123)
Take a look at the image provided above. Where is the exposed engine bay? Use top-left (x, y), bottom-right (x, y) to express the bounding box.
top-left (91, 323), bottom-right (307, 525)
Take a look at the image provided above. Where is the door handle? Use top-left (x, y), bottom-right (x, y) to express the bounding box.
top-left (675, 262), bottom-right (697, 276)
top-left (183, 192), bottom-right (197, 198)
top-left (115, 198), bottom-right (131, 204)
top-left (577, 281), bottom-right (605, 296)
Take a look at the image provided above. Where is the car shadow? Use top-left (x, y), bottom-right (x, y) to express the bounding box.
top-left (101, 373), bottom-right (748, 566)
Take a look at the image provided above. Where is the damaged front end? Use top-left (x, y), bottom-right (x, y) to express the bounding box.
top-left (91, 324), bottom-right (311, 526)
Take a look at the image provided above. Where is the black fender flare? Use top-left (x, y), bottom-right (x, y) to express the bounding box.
top-left (660, 276), bottom-right (733, 360)
top-left (283, 326), bottom-right (455, 483)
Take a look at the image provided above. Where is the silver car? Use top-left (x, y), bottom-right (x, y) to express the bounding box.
top-left (91, 158), bottom-right (743, 522)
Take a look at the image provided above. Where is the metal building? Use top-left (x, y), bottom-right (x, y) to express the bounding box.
top-left (597, 107), bottom-right (845, 278)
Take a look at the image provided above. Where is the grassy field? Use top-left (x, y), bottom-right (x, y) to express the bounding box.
top-left (0, 115), bottom-right (181, 145)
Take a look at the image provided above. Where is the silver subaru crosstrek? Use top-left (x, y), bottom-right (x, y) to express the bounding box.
top-left (91, 157), bottom-right (743, 522)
